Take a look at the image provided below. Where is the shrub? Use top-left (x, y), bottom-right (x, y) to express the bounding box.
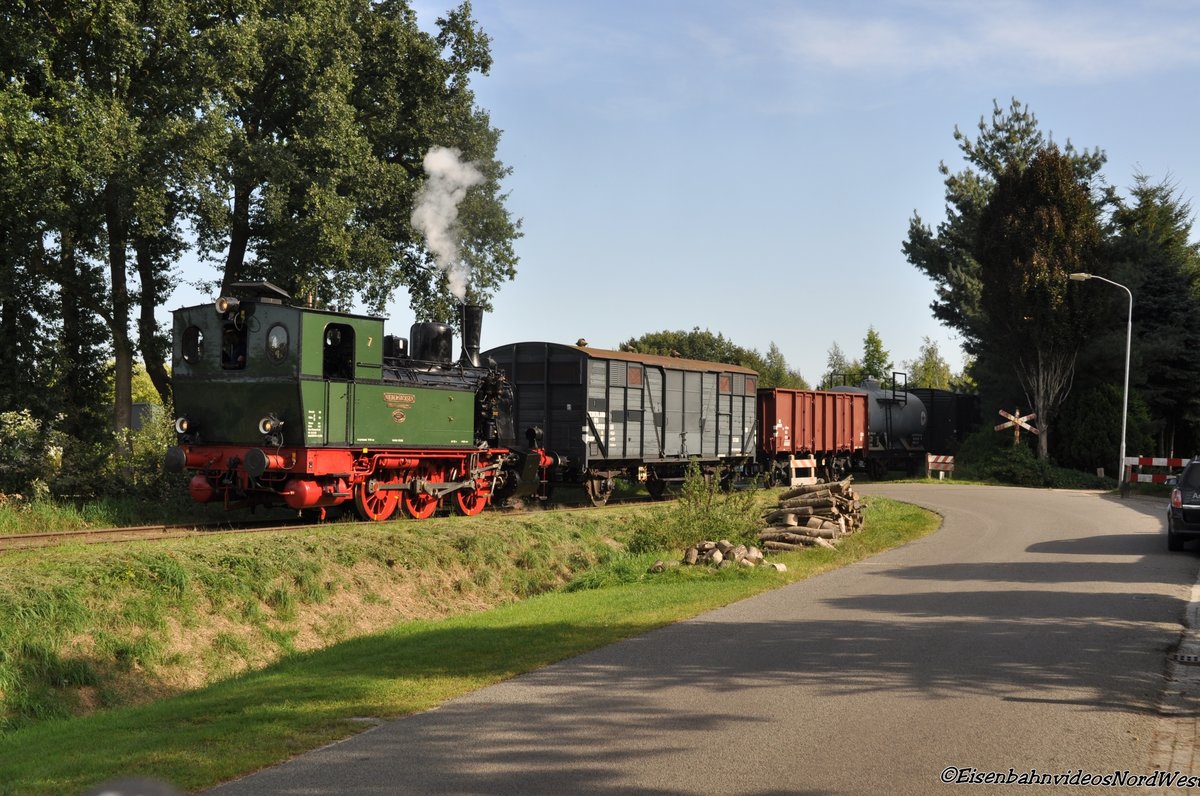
top-left (955, 429), bottom-right (1111, 488)
top-left (627, 461), bottom-right (761, 554)
top-left (0, 410), bottom-right (65, 499)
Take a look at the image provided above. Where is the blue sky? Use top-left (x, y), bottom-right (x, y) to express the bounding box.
top-left (175, 0), bottom-right (1200, 384)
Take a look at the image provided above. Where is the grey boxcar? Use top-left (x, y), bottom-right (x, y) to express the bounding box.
top-left (482, 341), bottom-right (759, 503)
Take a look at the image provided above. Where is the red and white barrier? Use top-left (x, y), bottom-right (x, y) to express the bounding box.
top-left (926, 454), bottom-right (954, 479)
top-left (1123, 456), bottom-right (1191, 483)
top-left (1125, 456), bottom-right (1189, 468)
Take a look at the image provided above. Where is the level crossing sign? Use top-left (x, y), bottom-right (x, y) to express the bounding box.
top-left (994, 408), bottom-right (1039, 443)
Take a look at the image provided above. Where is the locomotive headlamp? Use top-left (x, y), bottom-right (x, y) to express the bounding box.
top-left (258, 414), bottom-right (284, 435)
top-left (174, 416), bottom-right (190, 434)
top-left (216, 296), bottom-right (240, 315)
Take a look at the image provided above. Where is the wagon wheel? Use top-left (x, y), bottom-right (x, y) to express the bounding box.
top-left (585, 476), bottom-right (612, 507)
top-left (402, 468), bottom-right (444, 519)
top-left (353, 478), bottom-right (399, 522)
top-left (452, 466), bottom-right (490, 517)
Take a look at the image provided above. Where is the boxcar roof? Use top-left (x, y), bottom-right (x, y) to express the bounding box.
top-left (494, 341), bottom-right (758, 376)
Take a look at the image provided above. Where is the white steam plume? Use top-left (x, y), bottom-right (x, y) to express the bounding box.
top-left (411, 146), bottom-right (485, 301)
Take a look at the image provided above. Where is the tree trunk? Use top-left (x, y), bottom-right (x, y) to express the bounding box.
top-left (1018, 344), bottom-right (1076, 462)
top-left (105, 183), bottom-right (133, 454)
top-left (222, 181), bottom-right (252, 293)
top-left (135, 244), bottom-right (172, 405)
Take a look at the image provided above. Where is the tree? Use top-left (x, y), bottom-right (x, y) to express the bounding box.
top-left (823, 342), bottom-right (853, 388)
top-left (194, 0), bottom-right (520, 323)
top-left (621, 328), bottom-right (763, 368)
top-left (1108, 174), bottom-right (1200, 457)
top-left (1, 0), bottom-right (208, 449)
top-left (860, 326), bottom-right (892, 382)
top-left (0, 0), bottom-right (520, 471)
top-left (0, 7), bottom-right (116, 486)
top-left (904, 98), bottom-right (1108, 355)
top-left (761, 342), bottom-right (808, 390)
top-left (620, 329), bottom-right (806, 388)
top-left (904, 337), bottom-right (953, 389)
top-left (975, 146), bottom-right (1104, 460)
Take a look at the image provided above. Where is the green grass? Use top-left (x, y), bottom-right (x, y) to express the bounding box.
top-left (0, 494), bottom-right (937, 795)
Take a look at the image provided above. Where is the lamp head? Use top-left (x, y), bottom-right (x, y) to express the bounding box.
top-left (1068, 272), bottom-right (1092, 282)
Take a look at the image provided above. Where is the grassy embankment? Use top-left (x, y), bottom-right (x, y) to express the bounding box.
top-left (0, 489), bottom-right (939, 795)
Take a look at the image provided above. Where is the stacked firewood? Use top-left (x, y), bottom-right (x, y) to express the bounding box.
top-left (758, 477), bottom-right (863, 552)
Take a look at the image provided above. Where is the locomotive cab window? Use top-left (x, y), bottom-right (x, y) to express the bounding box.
top-left (266, 324), bottom-right (289, 363)
top-left (323, 323), bottom-right (355, 380)
top-left (182, 326), bottom-right (204, 364)
top-left (221, 324), bottom-right (247, 369)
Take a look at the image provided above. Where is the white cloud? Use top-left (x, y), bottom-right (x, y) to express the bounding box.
top-left (767, 0), bottom-right (1200, 83)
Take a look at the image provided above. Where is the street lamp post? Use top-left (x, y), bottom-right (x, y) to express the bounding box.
top-left (1069, 272), bottom-right (1132, 493)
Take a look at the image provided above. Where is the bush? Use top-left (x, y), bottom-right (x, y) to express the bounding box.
top-left (626, 461), bottom-right (761, 554)
top-left (0, 410), bottom-right (65, 499)
top-left (955, 429), bottom-right (1111, 489)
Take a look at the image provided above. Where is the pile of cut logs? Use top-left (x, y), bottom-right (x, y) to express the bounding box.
top-left (758, 477), bottom-right (863, 552)
top-left (652, 539), bottom-right (788, 573)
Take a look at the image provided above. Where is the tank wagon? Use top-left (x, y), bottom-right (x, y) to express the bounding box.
top-left (164, 282), bottom-right (546, 520)
top-left (831, 377), bottom-right (929, 478)
top-left (757, 388), bottom-right (868, 484)
top-left (482, 341), bottom-right (759, 504)
top-left (829, 378), bottom-right (981, 477)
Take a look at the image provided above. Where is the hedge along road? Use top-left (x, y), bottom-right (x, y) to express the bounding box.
top-left (207, 485), bottom-right (1199, 795)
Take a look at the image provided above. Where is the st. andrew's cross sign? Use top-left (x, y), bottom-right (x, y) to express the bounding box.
top-left (995, 408), bottom-right (1039, 444)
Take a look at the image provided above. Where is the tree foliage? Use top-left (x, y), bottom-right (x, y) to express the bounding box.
top-left (0, 0), bottom-right (519, 497)
top-left (1108, 175), bottom-right (1200, 456)
top-left (903, 337), bottom-right (953, 389)
top-left (194, 0), bottom-right (519, 323)
top-left (619, 329), bottom-right (806, 389)
top-left (860, 326), bottom-right (892, 382)
top-left (903, 98), bottom-right (1107, 356)
top-left (975, 146), bottom-right (1104, 459)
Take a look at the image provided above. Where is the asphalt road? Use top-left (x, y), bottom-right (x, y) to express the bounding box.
top-left (208, 485), bottom-right (1200, 795)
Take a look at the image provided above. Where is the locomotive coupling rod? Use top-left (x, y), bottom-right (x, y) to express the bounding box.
top-left (375, 478), bottom-right (477, 497)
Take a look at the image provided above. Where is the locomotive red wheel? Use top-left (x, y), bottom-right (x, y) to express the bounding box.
top-left (451, 464), bottom-right (490, 516)
top-left (402, 468), bottom-right (444, 520)
top-left (353, 478), bottom-right (399, 522)
top-left (453, 486), bottom-right (489, 516)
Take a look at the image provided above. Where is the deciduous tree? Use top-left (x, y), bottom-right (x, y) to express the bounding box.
top-left (860, 326), bottom-right (892, 382)
top-left (904, 337), bottom-right (953, 389)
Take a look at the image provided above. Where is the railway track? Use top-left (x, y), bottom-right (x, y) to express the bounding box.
top-left (0, 495), bottom-right (666, 551)
top-left (0, 520), bottom-right (317, 551)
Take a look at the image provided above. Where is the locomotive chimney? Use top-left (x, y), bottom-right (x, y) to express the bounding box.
top-left (460, 303), bottom-right (483, 367)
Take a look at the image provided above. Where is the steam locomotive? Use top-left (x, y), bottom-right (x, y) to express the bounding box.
top-left (163, 282), bottom-right (549, 520)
